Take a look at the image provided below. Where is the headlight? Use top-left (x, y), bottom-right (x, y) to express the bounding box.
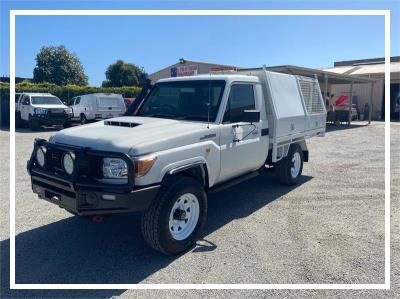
top-left (103, 158), bottom-right (128, 179)
top-left (34, 108), bottom-right (47, 114)
top-left (65, 108), bottom-right (73, 114)
top-left (62, 152), bottom-right (75, 175)
top-left (134, 154), bottom-right (157, 178)
top-left (36, 146), bottom-right (47, 167)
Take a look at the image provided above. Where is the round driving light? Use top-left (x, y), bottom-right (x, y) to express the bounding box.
top-left (36, 146), bottom-right (46, 167)
top-left (62, 152), bottom-right (75, 175)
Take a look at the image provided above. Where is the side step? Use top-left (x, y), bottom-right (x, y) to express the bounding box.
top-left (208, 170), bottom-right (261, 194)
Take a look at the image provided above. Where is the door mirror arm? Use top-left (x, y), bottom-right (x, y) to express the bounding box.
top-left (232, 122), bottom-right (258, 143)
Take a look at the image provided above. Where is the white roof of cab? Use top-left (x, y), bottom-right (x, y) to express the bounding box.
top-left (157, 74), bottom-right (259, 84)
top-left (84, 93), bottom-right (121, 96)
top-left (22, 93), bottom-right (54, 96)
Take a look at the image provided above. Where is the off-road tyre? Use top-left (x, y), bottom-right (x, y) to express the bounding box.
top-left (16, 112), bottom-right (23, 128)
top-left (276, 144), bottom-right (303, 186)
top-left (28, 116), bottom-right (40, 131)
top-left (141, 176), bottom-right (207, 255)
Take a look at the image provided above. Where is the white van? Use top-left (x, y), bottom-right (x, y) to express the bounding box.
top-left (70, 93), bottom-right (126, 124)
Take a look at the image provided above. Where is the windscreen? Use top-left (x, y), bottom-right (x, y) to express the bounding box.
top-left (98, 97), bottom-right (122, 108)
top-left (31, 96), bottom-right (63, 105)
top-left (137, 80), bottom-right (226, 122)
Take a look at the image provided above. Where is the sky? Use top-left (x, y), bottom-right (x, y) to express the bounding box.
top-left (1, 0), bottom-right (399, 86)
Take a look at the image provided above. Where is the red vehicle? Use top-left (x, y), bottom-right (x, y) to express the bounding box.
top-left (123, 97), bottom-right (135, 109)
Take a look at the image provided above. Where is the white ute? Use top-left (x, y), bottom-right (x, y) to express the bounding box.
top-left (16, 93), bottom-right (73, 130)
top-left (27, 69), bottom-right (326, 255)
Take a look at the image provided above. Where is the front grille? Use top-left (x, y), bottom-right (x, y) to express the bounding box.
top-left (48, 113), bottom-right (66, 118)
top-left (29, 139), bottom-right (135, 192)
top-left (49, 108), bottom-right (65, 113)
top-left (44, 147), bottom-right (101, 178)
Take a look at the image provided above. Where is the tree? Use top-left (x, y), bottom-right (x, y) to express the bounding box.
top-left (33, 45), bottom-right (88, 86)
top-left (102, 60), bottom-right (146, 87)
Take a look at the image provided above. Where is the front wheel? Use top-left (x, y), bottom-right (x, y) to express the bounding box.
top-left (141, 176), bottom-right (207, 255)
top-left (28, 116), bottom-right (40, 131)
top-left (16, 112), bottom-right (23, 128)
top-left (276, 144), bottom-right (304, 186)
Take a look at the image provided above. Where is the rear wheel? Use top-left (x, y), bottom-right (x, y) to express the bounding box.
top-left (141, 176), bottom-right (207, 255)
top-left (80, 114), bottom-right (87, 125)
top-left (276, 144), bottom-right (303, 186)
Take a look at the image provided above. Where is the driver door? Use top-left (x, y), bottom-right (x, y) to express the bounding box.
top-left (219, 83), bottom-right (264, 182)
top-left (72, 97), bottom-right (81, 118)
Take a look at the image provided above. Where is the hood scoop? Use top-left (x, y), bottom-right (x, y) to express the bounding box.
top-left (104, 120), bottom-right (141, 128)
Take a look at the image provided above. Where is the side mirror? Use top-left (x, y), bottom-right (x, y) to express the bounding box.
top-left (242, 110), bottom-right (260, 123)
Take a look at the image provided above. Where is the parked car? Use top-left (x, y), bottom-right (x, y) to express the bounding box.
top-left (124, 97), bottom-right (135, 109)
top-left (27, 70), bottom-right (326, 255)
top-left (15, 93), bottom-right (73, 130)
top-left (69, 93), bottom-right (126, 124)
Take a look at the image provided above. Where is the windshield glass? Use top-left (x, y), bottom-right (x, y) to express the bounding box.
top-left (31, 96), bottom-right (63, 105)
top-left (137, 80), bottom-right (226, 122)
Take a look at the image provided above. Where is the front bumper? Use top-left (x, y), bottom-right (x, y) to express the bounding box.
top-left (33, 113), bottom-right (72, 125)
top-left (28, 139), bottom-right (160, 216)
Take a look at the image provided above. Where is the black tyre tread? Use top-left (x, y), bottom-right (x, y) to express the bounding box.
top-left (80, 114), bottom-right (87, 124)
top-left (16, 112), bottom-right (23, 128)
top-left (141, 176), bottom-right (206, 255)
top-left (28, 116), bottom-right (40, 131)
top-left (276, 144), bottom-right (303, 186)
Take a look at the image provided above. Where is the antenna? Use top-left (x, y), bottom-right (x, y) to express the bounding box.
top-left (207, 73), bottom-right (211, 129)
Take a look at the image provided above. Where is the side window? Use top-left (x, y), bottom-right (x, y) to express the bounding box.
top-left (223, 84), bottom-right (255, 123)
top-left (75, 97), bottom-right (81, 105)
top-left (22, 96), bottom-right (30, 105)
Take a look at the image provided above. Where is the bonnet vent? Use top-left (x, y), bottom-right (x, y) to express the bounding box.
top-left (104, 121), bottom-right (140, 128)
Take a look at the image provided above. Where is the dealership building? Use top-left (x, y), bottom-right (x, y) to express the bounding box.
top-left (149, 57), bottom-right (400, 121)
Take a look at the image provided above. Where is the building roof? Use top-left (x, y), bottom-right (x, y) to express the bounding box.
top-left (149, 59), bottom-right (237, 77)
top-left (150, 59), bottom-right (385, 84)
top-left (333, 56), bottom-right (400, 67)
top-left (322, 61), bottom-right (400, 76)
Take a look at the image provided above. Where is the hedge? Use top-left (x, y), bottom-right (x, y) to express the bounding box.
top-left (0, 81), bottom-right (141, 104)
